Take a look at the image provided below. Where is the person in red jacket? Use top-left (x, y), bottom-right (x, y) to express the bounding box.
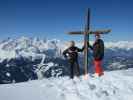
top-left (89, 34), bottom-right (104, 77)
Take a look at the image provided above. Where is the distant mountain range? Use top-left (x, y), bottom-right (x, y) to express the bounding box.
top-left (0, 37), bottom-right (133, 84)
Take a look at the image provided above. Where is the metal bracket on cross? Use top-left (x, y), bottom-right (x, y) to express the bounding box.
top-left (66, 8), bottom-right (111, 79)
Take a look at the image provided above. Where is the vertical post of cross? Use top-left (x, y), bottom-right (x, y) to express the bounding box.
top-left (84, 8), bottom-right (90, 79)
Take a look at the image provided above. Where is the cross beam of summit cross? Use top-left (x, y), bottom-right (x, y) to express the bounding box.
top-left (67, 8), bottom-right (111, 79)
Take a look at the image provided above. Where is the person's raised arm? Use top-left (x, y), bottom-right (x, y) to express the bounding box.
top-left (77, 46), bottom-right (85, 52)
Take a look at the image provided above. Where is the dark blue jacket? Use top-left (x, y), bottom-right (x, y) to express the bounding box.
top-left (89, 39), bottom-right (104, 60)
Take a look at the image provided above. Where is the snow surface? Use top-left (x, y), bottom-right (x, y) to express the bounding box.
top-left (0, 69), bottom-right (133, 100)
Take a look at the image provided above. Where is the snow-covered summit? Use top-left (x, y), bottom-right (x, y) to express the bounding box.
top-left (1, 68), bottom-right (133, 100)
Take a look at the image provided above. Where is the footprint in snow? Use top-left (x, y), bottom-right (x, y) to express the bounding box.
top-left (89, 84), bottom-right (96, 90)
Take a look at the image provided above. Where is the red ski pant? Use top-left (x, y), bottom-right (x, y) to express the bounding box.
top-left (94, 60), bottom-right (104, 76)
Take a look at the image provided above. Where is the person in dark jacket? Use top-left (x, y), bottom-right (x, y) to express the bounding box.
top-left (63, 41), bottom-right (84, 79)
top-left (89, 34), bottom-right (104, 76)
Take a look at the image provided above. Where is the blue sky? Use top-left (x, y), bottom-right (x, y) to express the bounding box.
top-left (0, 0), bottom-right (132, 41)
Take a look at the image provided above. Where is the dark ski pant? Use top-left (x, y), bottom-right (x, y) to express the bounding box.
top-left (69, 59), bottom-right (80, 79)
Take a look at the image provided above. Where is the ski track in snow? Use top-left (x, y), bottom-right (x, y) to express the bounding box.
top-left (0, 69), bottom-right (133, 100)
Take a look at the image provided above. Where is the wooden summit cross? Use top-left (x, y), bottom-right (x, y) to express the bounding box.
top-left (67, 8), bottom-right (111, 79)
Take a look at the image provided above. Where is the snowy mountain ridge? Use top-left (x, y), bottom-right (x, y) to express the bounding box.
top-left (0, 36), bottom-right (133, 60)
top-left (105, 41), bottom-right (133, 50)
top-left (0, 37), bottom-right (62, 61)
